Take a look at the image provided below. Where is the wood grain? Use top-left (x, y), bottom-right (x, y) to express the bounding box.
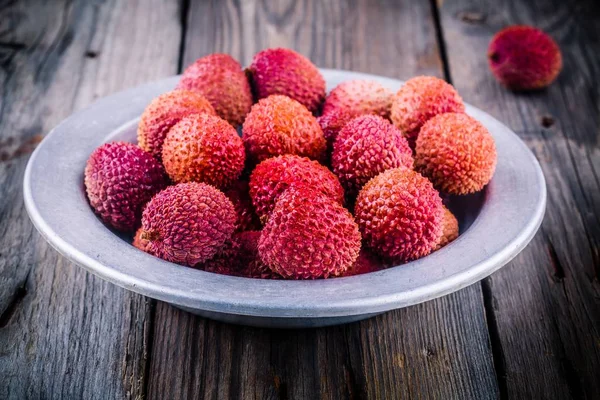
top-left (147, 1), bottom-right (499, 399)
top-left (0, 0), bottom-right (181, 398)
top-left (439, 0), bottom-right (600, 398)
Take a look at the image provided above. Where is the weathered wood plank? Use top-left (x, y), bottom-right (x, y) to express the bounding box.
top-left (439, 0), bottom-right (600, 398)
top-left (0, 0), bottom-right (181, 398)
top-left (147, 1), bottom-right (499, 398)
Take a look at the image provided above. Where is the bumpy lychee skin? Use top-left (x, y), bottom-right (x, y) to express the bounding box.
top-left (224, 180), bottom-right (261, 232)
top-left (84, 142), bottom-right (168, 232)
top-left (488, 25), bottom-right (562, 91)
top-left (332, 115), bottom-right (413, 197)
top-left (139, 182), bottom-right (236, 266)
top-left (177, 54), bottom-right (253, 126)
top-left (390, 76), bottom-right (465, 145)
top-left (248, 48), bottom-right (326, 113)
top-left (323, 80), bottom-right (393, 119)
top-left (434, 207), bottom-right (459, 251)
top-left (201, 238), bottom-right (243, 276)
top-left (317, 109), bottom-right (354, 152)
top-left (242, 95), bottom-right (326, 163)
top-left (237, 231), bottom-right (280, 279)
top-left (355, 168), bottom-right (444, 262)
top-left (415, 113), bottom-right (497, 195)
top-left (137, 90), bottom-right (216, 159)
top-left (249, 155), bottom-right (344, 221)
top-left (259, 186), bottom-right (361, 279)
top-left (342, 248), bottom-right (383, 277)
top-left (161, 113), bottom-right (245, 189)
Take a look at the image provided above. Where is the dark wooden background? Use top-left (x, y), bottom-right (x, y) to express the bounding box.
top-left (1, 0), bottom-right (598, 398)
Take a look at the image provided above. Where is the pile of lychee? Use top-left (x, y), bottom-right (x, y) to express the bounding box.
top-left (84, 48), bottom-right (497, 280)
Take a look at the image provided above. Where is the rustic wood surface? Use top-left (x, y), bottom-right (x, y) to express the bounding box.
top-left (0, 0), bottom-right (597, 399)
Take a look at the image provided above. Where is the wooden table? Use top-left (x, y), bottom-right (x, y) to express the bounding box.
top-left (1, 0), bottom-right (598, 398)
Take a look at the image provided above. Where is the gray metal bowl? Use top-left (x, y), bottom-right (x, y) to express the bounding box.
top-left (23, 69), bottom-right (546, 328)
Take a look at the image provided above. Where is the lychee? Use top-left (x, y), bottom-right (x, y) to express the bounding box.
top-left (247, 48), bottom-right (326, 113)
top-left (342, 248), bottom-right (383, 277)
top-left (242, 95), bottom-right (326, 163)
top-left (322, 80), bottom-right (393, 119)
top-left (133, 228), bottom-right (150, 252)
top-left (259, 186), bottom-right (361, 279)
top-left (137, 90), bottom-right (216, 159)
top-left (355, 167), bottom-right (444, 262)
top-left (332, 115), bottom-right (413, 197)
top-left (317, 108), bottom-right (354, 153)
top-left (84, 142), bottom-right (167, 232)
top-left (249, 155), bottom-right (344, 221)
top-left (415, 113), bottom-right (497, 195)
top-left (224, 180), bottom-right (261, 232)
top-left (434, 207), bottom-right (459, 251)
top-left (177, 54), bottom-right (253, 126)
top-left (138, 182), bottom-right (236, 266)
top-left (161, 113), bottom-right (245, 189)
top-left (201, 238), bottom-right (243, 276)
top-left (236, 231), bottom-right (280, 279)
top-left (488, 25), bottom-right (562, 90)
top-left (390, 76), bottom-right (465, 146)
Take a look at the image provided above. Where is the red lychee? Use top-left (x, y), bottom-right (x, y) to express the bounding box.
top-left (390, 76), bottom-right (465, 146)
top-left (201, 237), bottom-right (243, 276)
top-left (332, 115), bottom-right (413, 197)
top-left (177, 54), bottom-right (253, 126)
top-left (317, 108), bottom-right (355, 153)
top-left (84, 142), bottom-right (167, 232)
top-left (242, 95), bottom-right (326, 163)
top-left (249, 155), bottom-right (344, 221)
top-left (322, 80), bottom-right (393, 119)
top-left (236, 231), bottom-right (280, 279)
top-left (137, 90), bottom-right (216, 159)
top-left (161, 113), bottom-right (245, 189)
top-left (342, 248), bottom-right (383, 277)
top-left (415, 113), bottom-right (497, 195)
top-left (139, 182), bottom-right (236, 266)
top-left (355, 167), bottom-right (444, 262)
top-left (224, 180), bottom-right (261, 232)
top-left (488, 25), bottom-right (562, 91)
top-left (259, 186), bottom-right (361, 279)
top-left (247, 48), bottom-right (326, 113)
top-left (434, 207), bottom-right (459, 251)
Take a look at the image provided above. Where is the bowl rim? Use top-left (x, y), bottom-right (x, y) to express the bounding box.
top-left (23, 69), bottom-right (546, 319)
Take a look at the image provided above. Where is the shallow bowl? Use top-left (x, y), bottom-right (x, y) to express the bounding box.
top-left (23, 69), bottom-right (546, 328)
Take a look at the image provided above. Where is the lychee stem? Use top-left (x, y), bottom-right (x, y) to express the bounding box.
top-left (140, 229), bottom-right (159, 241)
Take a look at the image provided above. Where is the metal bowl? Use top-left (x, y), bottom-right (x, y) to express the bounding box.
top-left (23, 69), bottom-right (546, 328)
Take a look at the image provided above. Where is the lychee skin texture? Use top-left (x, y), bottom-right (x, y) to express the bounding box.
top-left (84, 142), bottom-right (167, 232)
top-left (355, 168), bottom-right (444, 263)
top-left (249, 155), bottom-right (344, 221)
top-left (415, 113), bottom-right (497, 195)
top-left (434, 207), bottom-right (459, 251)
top-left (259, 186), bottom-right (361, 279)
top-left (161, 113), bottom-right (245, 189)
top-left (317, 109), bottom-right (355, 152)
top-left (488, 25), bottom-right (562, 91)
top-left (323, 80), bottom-right (393, 119)
top-left (248, 48), bottom-right (326, 113)
top-left (242, 95), bottom-right (326, 163)
top-left (137, 90), bottom-right (216, 159)
top-left (342, 248), bottom-right (383, 277)
top-left (236, 231), bottom-right (280, 279)
top-left (332, 115), bottom-right (413, 197)
top-left (177, 54), bottom-right (253, 126)
top-left (390, 76), bottom-right (465, 145)
top-left (224, 180), bottom-right (261, 232)
top-left (201, 238), bottom-right (243, 276)
top-left (139, 182), bottom-right (236, 267)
